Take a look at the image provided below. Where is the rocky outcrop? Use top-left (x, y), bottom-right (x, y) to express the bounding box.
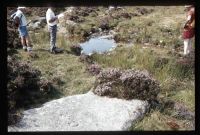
top-left (8, 91), bottom-right (149, 131)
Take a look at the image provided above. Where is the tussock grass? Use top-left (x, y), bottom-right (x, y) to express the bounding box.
top-left (172, 87), bottom-right (195, 111)
top-left (114, 6), bottom-right (185, 49)
top-left (91, 44), bottom-right (193, 79)
top-left (131, 111), bottom-right (193, 130)
top-left (91, 44), bottom-right (194, 130)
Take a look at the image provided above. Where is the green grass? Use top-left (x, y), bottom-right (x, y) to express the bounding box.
top-left (131, 110), bottom-right (193, 131)
top-left (90, 44), bottom-right (194, 130)
top-left (16, 31), bottom-right (95, 99)
top-left (112, 6), bottom-right (185, 48)
top-left (171, 85), bottom-right (195, 111)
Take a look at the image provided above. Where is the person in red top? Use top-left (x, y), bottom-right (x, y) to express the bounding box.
top-left (182, 5), bottom-right (195, 55)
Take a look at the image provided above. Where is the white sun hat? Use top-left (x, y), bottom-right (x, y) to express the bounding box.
top-left (17, 7), bottom-right (26, 9)
top-left (184, 5), bottom-right (193, 8)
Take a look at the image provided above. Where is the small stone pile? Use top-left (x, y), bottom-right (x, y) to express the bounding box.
top-left (93, 68), bottom-right (160, 100)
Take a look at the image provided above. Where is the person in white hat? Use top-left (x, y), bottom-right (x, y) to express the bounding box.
top-left (46, 6), bottom-right (60, 54)
top-left (182, 5), bottom-right (195, 56)
top-left (14, 6), bottom-right (33, 52)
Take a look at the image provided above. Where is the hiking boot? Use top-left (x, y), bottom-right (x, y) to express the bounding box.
top-left (27, 47), bottom-right (33, 52)
top-left (54, 47), bottom-right (64, 53)
top-left (23, 46), bottom-right (27, 51)
top-left (50, 48), bottom-right (57, 54)
top-left (50, 47), bottom-right (63, 54)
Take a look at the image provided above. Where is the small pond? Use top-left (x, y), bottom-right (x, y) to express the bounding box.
top-left (80, 35), bottom-right (116, 55)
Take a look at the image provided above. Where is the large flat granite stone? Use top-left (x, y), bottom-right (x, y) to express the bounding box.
top-left (8, 91), bottom-right (149, 131)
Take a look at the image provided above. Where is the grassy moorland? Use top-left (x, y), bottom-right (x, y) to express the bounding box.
top-left (10, 6), bottom-right (194, 130)
top-left (17, 31), bottom-right (96, 97)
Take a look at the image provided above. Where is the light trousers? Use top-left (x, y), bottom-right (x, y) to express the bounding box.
top-left (184, 38), bottom-right (193, 55)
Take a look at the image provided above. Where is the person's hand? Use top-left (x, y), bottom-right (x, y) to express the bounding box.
top-left (57, 13), bottom-right (64, 19)
top-left (49, 16), bottom-right (58, 23)
top-left (184, 23), bottom-right (189, 29)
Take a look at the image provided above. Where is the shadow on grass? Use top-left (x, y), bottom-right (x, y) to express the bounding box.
top-left (64, 50), bottom-right (75, 55)
top-left (34, 48), bottom-right (74, 55)
top-left (7, 48), bottom-right (19, 56)
top-left (8, 85), bottom-right (64, 125)
top-left (20, 85), bottom-right (64, 110)
top-left (34, 48), bottom-right (50, 52)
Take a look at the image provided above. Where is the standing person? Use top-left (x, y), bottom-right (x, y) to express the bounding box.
top-left (46, 7), bottom-right (60, 54)
top-left (14, 7), bottom-right (32, 52)
top-left (182, 5), bottom-right (195, 56)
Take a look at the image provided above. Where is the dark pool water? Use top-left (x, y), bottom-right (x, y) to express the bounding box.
top-left (80, 35), bottom-right (116, 55)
